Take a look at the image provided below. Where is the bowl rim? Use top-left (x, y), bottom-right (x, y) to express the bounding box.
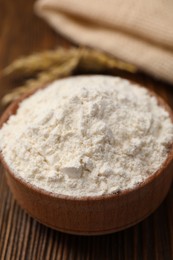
top-left (1, 75), bottom-right (173, 201)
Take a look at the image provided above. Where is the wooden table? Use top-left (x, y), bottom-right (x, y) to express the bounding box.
top-left (0, 0), bottom-right (173, 259)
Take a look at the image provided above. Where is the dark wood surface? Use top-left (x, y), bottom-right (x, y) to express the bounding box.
top-left (0, 0), bottom-right (173, 259)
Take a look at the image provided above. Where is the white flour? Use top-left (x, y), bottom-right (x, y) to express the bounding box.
top-left (0, 75), bottom-right (173, 196)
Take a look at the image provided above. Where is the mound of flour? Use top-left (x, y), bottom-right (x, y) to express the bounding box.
top-left (0, 76), bottom-right (173, 196)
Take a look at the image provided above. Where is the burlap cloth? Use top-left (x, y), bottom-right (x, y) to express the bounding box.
top-left (35, 0), bottom-right (173, 83)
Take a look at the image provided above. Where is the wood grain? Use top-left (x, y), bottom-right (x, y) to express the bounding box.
top-left (0, 0), bottom-right (173, 259)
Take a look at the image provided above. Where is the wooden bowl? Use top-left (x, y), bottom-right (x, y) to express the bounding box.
top-left (0, 86), bottom-right (173, 235)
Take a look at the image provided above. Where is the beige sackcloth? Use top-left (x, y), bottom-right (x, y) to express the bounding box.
top-left (35, 0), bottom-right (173, 83)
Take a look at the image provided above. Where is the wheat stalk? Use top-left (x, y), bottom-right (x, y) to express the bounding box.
top-left (1, 47), bottom-right (137, 105)
top-left (78, 48), bottom-right (136, 72)
top-left (1, 56), bottom-right (80, 105)
top-left (3, 48), bottom-right (79, 79)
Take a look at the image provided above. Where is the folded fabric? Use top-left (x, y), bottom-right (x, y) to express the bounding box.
top-left (35, 0), bottom-right (173, 83)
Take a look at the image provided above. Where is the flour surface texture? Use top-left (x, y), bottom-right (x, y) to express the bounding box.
top-left (0, 76), bottom-right (173, 196)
